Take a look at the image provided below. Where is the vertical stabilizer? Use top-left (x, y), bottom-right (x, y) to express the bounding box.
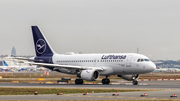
top-left (31, 26), bottom-right (56, 57)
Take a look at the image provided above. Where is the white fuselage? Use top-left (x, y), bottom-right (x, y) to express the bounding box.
top-left (52, 53), bottom-right (156, 76)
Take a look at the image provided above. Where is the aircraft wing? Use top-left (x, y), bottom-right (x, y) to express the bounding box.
top-left (7, 57), bottom-right (43, 62)
top-left (25, 62), bottom-right (103, 71)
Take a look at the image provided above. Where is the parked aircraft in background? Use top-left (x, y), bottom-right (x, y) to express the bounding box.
top-left (14, 26), bottom-right (156, 85)
top-left (0, 60), bottom-right (16, 71)
top-left (154, 67), bottom-right (180, 72)
top-left (0, 60), bottom-right (36, 71)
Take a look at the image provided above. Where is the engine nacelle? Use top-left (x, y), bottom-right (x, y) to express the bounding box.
top-left (118, 74), bottom-right (139, 81)
top-left (80, 70), bottom-right (99, 81)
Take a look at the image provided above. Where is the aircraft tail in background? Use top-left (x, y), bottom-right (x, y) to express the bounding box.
top-left (3, 60), bottom-right (8, 66)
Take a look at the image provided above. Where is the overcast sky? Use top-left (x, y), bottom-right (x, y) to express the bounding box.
top-left (0, 0), bottom-right (180, 60)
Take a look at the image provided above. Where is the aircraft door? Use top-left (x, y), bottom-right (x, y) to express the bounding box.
top-left (126, 55), bottom-right (133, 67)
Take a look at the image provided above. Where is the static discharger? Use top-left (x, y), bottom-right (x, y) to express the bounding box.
top-left (83, 92), bottom-right (89, 95)
top-left (141, 93), bottom-right (148, 97)
top-left (170, 94), bottom-right (177, 97)
top-left (34, 91), bottom-right (38, 95)
top-left (112, 92), bottom-right (119, 96)
top-left (57, 92), bottom-right (63, 95)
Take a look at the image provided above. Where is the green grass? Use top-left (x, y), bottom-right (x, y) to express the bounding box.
top-left (2, 99), bottom-right (180, 101)
top-left (68, 99), bottom-right (180, 101)
top-left (0, 88), bottom-right (154, 95)
top-left (67, 99), bottom-right (180, 101)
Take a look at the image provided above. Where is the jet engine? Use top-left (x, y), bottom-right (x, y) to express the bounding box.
top-left (117, 74), bottom-right (139, 81)
top-left (80, 70), bottom-right (99, 81)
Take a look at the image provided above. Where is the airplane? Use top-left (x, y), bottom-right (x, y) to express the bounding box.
top-left (14, 26), bottom-right (156, 85)
top-left (0, 60), bottom-right (17, 71)
top-left (0, 60), bottom-right (36, 71)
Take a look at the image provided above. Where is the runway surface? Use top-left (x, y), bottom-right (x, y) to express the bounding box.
top-left (0, 80), bottom-right (180, 89)
top-left (0, 80), bottom-right (180, 100)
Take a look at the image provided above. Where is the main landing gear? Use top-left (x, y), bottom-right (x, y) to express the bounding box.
top-left (102, 76), bottom-right (110, 85)
top-left (132, 80), bottom-right (138, 85)
top-left (75, 79), bottom-right (83, 85)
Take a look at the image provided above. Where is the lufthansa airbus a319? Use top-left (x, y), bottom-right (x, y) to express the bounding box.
top-left (15, 26), bottom-right (156, 85)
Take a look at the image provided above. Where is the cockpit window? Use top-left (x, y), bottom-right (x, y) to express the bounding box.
top-left (141, 59), bottom-right (144, 62)
top-left (144, 59), bottom-right (149, 61)
top-left (137, 59), bottom-right (140, 62)
top-left (137, 58), bottom-right (150, 62)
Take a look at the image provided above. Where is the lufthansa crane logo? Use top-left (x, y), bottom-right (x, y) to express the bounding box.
top-left (36, 39), bottom-right (46, 54)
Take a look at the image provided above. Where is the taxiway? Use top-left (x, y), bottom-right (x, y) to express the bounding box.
top-left (0, 80), bottom-right (180, 100)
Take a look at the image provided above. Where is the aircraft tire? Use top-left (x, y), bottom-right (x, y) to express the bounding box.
top-left (75, 79), bottom-right (83, 85)
top-left (132, 81), bottom-right (138, 85)
top-left (80, 79), bottom-right (83, 84)
top-left (105, 79), bottom-right (110, 85)
top-left (102, 79), bottom-right (110, 85)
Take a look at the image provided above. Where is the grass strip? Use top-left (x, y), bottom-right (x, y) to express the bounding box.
top-left (51, 99), bottom-right (180, 101)
top-left (57, 99), bottom-right (180, 101)
top-left (0, 88), bottom-right (154, 95)
top-left (0, 99), bottom-right (177, 101)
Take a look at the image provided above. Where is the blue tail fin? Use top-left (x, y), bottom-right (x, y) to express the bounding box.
top-left (3, 60), bottom-right (8, 66)
top-left (31, 26), bottom-right (55, 56)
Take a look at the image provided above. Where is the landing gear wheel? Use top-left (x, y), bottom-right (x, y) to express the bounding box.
top-left (80, 79), bottom-right (83, 84)
top-left (132, 81), bottom-right (138, 85)
top-left (102, 79), bottom-right (106, 84)
top-left (75, 79), bottom-right (84, 85)
top-left (102, 79), bottom-right (110, 85)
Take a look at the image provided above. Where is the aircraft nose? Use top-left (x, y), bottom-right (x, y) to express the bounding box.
top-left (150, 62), bottom-right (156, 71)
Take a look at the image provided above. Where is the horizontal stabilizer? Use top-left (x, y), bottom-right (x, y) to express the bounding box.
top-left (7, 57), bottom-right (43, 62)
